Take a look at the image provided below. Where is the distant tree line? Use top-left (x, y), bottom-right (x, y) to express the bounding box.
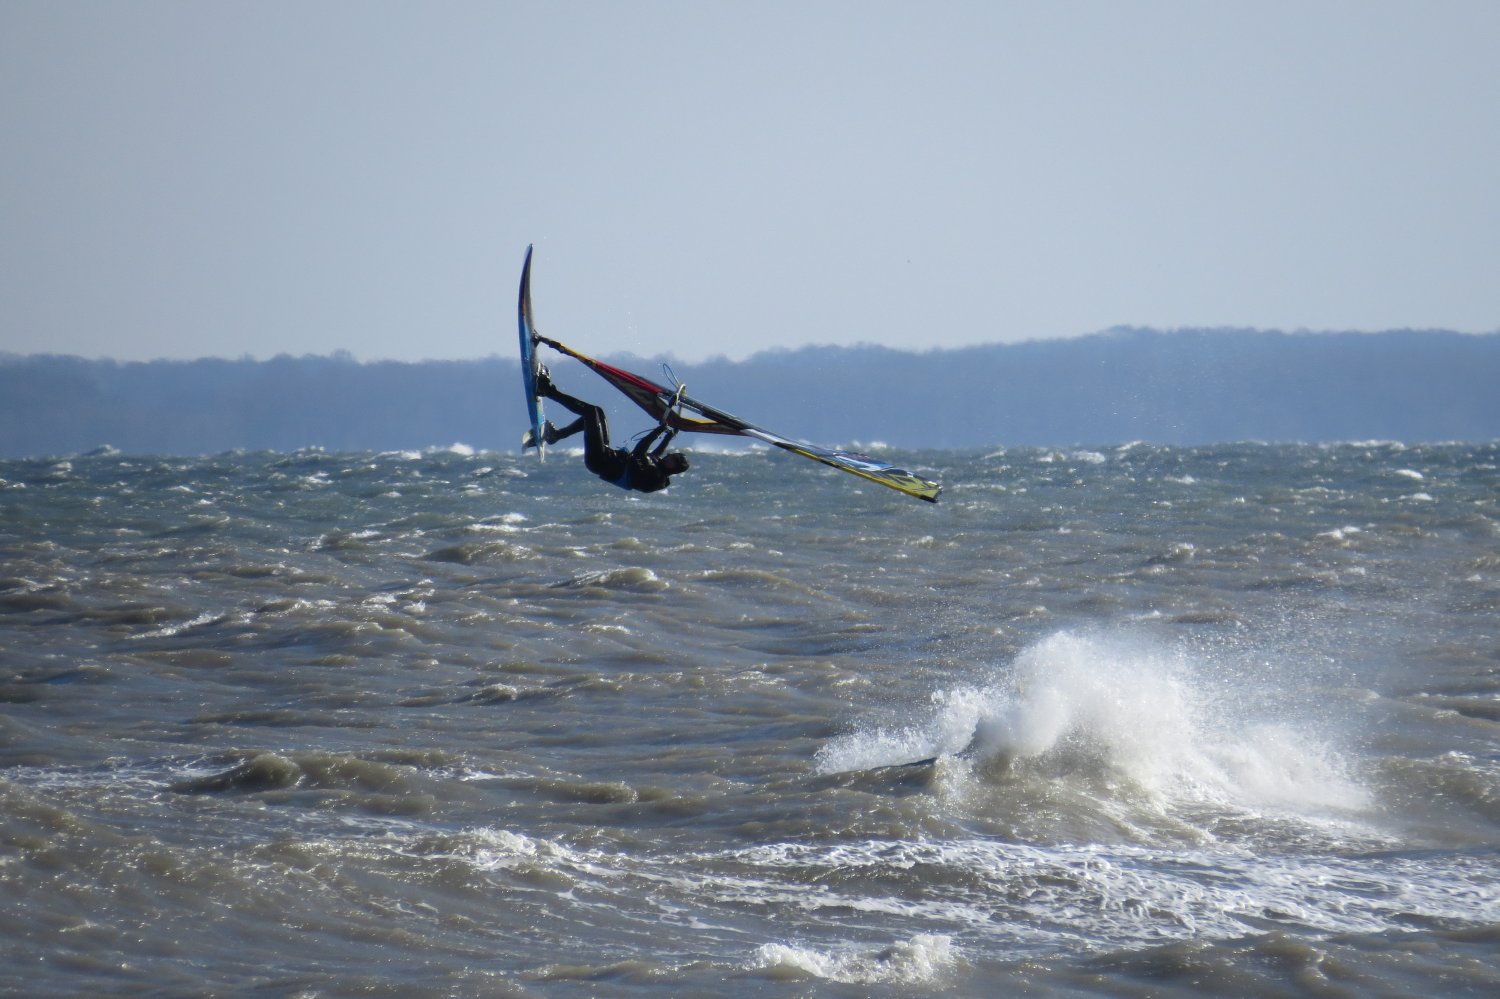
top-left (1, 328), bottom-right (1497, 458)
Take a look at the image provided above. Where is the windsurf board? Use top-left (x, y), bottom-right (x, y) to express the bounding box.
top-left (518, 244), bottom-right (545, 458)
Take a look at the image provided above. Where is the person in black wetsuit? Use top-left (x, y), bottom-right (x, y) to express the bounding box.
top-left (535, 369), bottom-right (690, 493)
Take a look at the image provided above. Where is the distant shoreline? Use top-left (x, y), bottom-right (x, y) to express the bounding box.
top-left (4, 328), bottom-right (1498, 458)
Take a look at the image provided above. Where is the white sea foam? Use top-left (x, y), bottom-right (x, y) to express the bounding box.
top-left (750, 933), bottom-right (955, 985)
top-left (722, 837), bottom-right (1500, 948)
top-left (129, 610), bottom-right (225, 640)
top-left (970, 632), bottom-right (1199, 789)
top-left (819, 629), bottom-right (1372, 823)
top-left (469, 512), bottom-right (528, 533)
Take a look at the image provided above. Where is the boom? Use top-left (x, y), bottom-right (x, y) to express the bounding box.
top-left (535, 335), bottom-right (941, 503)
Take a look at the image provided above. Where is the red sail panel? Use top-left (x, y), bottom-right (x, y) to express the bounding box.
top-left (536, 336), bottom-right (743, 436)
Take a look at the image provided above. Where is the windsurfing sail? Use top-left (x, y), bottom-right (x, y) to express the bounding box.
top-left (535, 334), bottom-right (942, 503)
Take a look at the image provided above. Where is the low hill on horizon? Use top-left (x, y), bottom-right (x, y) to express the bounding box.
top-left (3, 328), bottom-right (1497, 458)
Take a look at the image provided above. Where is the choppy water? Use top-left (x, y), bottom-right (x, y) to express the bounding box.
top-left (2, 441), bottom-right (1498, 997)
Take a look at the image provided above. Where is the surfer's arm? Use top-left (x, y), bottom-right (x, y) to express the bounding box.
top-left (633, 425), bottom-right (677, 460)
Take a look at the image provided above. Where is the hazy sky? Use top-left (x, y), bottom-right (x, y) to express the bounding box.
top-left (3, 1), bottom-right (1497, 363)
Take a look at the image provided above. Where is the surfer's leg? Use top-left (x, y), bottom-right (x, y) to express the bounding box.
top-left (578, 405), bottom-right (610, 455)
top-left (538, 377), bottom-right (595, 419)
top-left (545, 410), bottom-right (607, 449)
top-left (568, 407), bottom-right (617, 476)
top-left (547, 390), bottom-right (611, 451)
top-left (542, 391), bottom-right (608, 446)
top-left (545, 419), bottom-right (584, 445)
top-left (535, 374), bottom-right (614, 468)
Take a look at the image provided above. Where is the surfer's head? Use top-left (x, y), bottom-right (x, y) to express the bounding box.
top-left (662, 452), bottom-right (689, 476)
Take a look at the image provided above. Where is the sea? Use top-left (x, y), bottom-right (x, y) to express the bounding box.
top-left (2, 440), bottom-right (1497, 998)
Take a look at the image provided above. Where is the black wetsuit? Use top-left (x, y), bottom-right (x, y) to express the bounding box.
top-left (541, 382), bottom-right (679, 493)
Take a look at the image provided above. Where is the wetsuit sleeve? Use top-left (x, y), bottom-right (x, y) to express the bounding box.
top-left (632, 425), bottom-right (677, 460)
top-left (651, 427), bottom-right (678, 458)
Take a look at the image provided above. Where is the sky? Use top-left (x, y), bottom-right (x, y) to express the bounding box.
top-left (2, 1), bottom-right (1497, 364)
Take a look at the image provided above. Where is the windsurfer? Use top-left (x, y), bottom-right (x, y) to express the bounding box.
top-left (536, 369), bottom-right (690, 493)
